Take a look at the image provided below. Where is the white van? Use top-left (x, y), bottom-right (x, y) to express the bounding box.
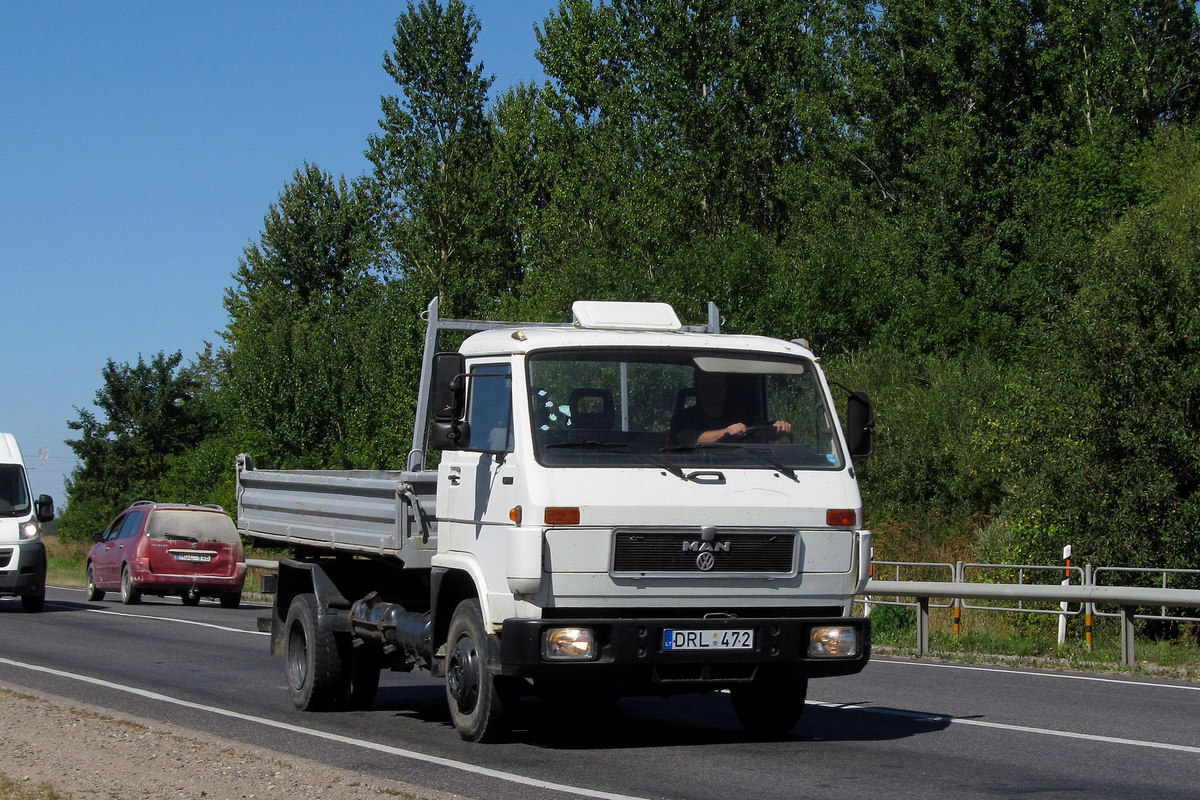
top-left (0, 433), bottom-right (55, 612)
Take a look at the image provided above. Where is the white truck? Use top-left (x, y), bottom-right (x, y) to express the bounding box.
top-left (0, 432), bottom-right (56, 612)
top-left (237, 298), bottom-right (875, 741)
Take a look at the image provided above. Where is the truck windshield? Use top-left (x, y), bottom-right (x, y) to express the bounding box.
top-left (527, 348), bottom-right (844, 471)
top-left (0, 464), bottom-right (31, 516)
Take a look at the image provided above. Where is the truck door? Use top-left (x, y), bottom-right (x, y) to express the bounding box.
top-left (439, 363), bottom-right (521, 555)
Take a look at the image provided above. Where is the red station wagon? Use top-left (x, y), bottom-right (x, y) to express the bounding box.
top-left (86, 501), bottom-right (246, 608)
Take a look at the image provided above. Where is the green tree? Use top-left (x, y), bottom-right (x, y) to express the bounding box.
top-left (996, 132), bottom-right (1200, 570)
top-left (367, 0), bottom-right (520, 318)
top-left (221, 164), bottom-right (395, 468)
top-left (59, 351), bottom-right (216, 541)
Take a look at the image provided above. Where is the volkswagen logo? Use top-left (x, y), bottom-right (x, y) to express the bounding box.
top-left (696, 551), bottom-right (716, 571)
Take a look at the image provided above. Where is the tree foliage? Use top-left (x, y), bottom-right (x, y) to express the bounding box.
top-left (59, 351), bottom-right (216, 541)
top-left (62, 1), bottom-right (1200, 573)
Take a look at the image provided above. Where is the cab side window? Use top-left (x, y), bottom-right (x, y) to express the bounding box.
top-left (467, 364), bottom-right (514, 453)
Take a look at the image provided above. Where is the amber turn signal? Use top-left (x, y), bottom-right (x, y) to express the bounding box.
top-left (826, 509), bottom-right (857, 527)
top-left (544, 507), bottom-right (580, 525)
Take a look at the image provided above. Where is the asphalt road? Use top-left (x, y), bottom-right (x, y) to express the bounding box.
top-left (1, 586), bottom-right (1197, 800)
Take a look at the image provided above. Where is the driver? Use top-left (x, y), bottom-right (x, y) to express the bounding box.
top-left (669, 370), bottom-right (791, 447)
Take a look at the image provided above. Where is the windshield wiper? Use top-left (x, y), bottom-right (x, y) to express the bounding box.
top-left (545, 440), bottom-right (686, 479)
top-left (164, 533), bottom-right (199, 543)
top-left (665, 443), bottom-right (798, 481)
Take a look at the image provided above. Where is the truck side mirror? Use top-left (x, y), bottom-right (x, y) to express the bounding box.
top-left (431, 420), bottom-right (471, 450)
top-left (432, 352), bottom-right (466, 422)
top-left (431, 352), bottom-right (469, 449)
top-left (845, 392), bottom-right (875, 459)
top-left (35, 494), bottom-right (54, 523)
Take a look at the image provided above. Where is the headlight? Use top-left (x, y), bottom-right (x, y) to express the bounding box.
top-left (542, 627), bottom-right (597, 660)
top-left (809, 625), bottom-right (859, 658)
top-left (20, 521), bottom-right (41, 540)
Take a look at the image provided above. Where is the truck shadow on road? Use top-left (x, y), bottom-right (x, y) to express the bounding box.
top-left (372, 685), bottom-right (952, 749)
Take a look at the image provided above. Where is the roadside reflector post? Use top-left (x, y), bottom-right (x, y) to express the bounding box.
top-left (1085, 563), bottom-right (1094, 651)
top-left (1058, 545), bottom-right (1072, 647)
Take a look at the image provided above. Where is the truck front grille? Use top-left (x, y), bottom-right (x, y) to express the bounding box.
top-left (611, 528), bottom-right (797, 577)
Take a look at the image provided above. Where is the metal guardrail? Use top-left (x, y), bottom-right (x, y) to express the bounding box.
top-left (861, 560), bottom-right (1200, 667)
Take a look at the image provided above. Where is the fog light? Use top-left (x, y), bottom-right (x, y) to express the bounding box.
top-left (543, 627), bottom-right (596, 660)
top-left (809, 626), bottom-right (859, 658)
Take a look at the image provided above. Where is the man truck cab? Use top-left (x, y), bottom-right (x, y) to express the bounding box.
top-left (0, 433), bottom-right (55, 612)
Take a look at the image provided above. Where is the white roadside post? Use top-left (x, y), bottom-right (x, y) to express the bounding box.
top-left (1058, 545), bottom-right (1072, 646)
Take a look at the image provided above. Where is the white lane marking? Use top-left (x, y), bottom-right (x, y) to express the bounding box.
top-left (81, 606), bottom-right (268, 636)
top-left (806, 699), bottom-right (1200, 754)
top-left (0, 657), bottom-right (653, 800)
top-left (45, 594), bottom-right (269, 637)
top-left (872, 657), bottom-right (1200, 692)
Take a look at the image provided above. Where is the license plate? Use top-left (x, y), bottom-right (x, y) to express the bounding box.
top-left (662, 629), bottom-right (755, 650)
top-left (174, 552), bottom-right (213, 563)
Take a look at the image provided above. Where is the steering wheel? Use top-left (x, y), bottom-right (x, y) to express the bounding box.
top-left (718, 424), bottom-right (793, 443)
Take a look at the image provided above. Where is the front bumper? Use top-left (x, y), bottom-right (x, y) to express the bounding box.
top-left (0, 540), bottom-right (47, 597)
top-left (498, 614), bottom-right (870, 687)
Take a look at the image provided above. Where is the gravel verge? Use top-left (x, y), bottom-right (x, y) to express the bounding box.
top-left (0, 682), bottom-right (465, 800)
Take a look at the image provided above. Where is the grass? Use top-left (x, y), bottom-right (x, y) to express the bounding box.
top-left (44, 537), bottom-right (89, 588)
top-left (0, 774), bottom-right (69, 800)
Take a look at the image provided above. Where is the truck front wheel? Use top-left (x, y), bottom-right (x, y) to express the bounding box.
top-left (445, 598), bottom-right (509, 742)
top-left (729, 678), bottom-right (808, 736)
top-left (285, 593), bottom-right (344, 711)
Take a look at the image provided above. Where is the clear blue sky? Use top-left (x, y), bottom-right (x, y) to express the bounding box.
top-left (1, 1), bottom-right (557, 502)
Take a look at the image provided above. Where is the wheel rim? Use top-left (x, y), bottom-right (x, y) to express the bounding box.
top-left (86, 566), bottom-right (95, 593)
top-left (287, 621), bottom-right (308, 691)
top-left (446, 633), bottom-right (481, 714)
top-left (121, 569), bottom-right (131, 599)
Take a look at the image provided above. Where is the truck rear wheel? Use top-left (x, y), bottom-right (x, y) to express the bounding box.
top-left (285, 593), bottom-right (344, 711)
top-left (445, 598), bottom-right (510, 742)
top-left (729, 678), bottom-right (808, 735)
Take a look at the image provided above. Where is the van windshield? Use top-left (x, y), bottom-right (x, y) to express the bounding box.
top-left (527, 348), bottom-right (844, 471)
top-left (0, 464), bottom-right (31, 517)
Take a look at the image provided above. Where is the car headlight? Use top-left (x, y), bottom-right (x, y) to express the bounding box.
top-left (809, 625), bottom-right (859, 658)
top-left (20, 521), bottom-right (41, 540)
top-left (542, 627), bottom-right (597, 660)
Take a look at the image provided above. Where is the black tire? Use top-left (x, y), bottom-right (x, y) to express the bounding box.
top-left (445, 598), bottom-right (509, 742)
top-left (181, 589), bottom-right (201, 606)
top-left (730, 678), bottom-right (808, 736)
top-left (219, 592), bottom-right (241, 609)
top-left (120, 565), bottom-right (142, 605)
top-left (284, 593), bottom-right (344, 711)
top-left (21, 587), bottom-right (45, 613)
top-left (85, 563), bottom-right (104, 602)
